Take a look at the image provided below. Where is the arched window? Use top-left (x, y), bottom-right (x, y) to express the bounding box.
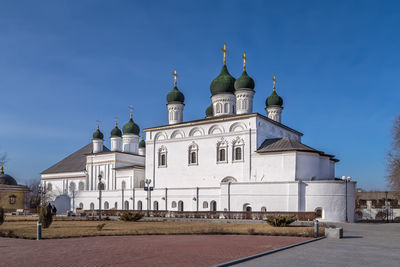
top-left (114, 202), bottom-right (118, 209)
top-left (104, 201), bottom-right (109, 210)
top-left (203, 201), bottom-right (208, 209)
top-left (47, 183), bottom-right (52, 191)
top-left (69, 182), bottom-right (76, 193)
top-left (217, 140), bottom-right (228, 163)
top-left (261, 207), bottom-right (267, 212)
top-left (79, 182), bottom-right (84, 191)
top-left (122, 181), bottom-right (126, 190)
top-left (233, 137), bottom-right (244, 162)
top-left (216, 103), bottom-right (222, 113)
top-left (243, 203), bottom-right (252, 212)
top-left (171, 201), bottom-right (177, 208)
top-left (153, 201), bottom-right (159, 211)
top-left (224, 103), bottom-right (229, 113)
top-left (158, 146), bottom-right (167, 167)
top-left (188, 143), bottom-right (198, 165)
top-left (79, 203), bottom-right (84, 209)
top-left (90, 203), bottom-right (95, 210)
top-left (210, 200), bottom-right (217, 211)
top-left (124, 201), bottom-right (129, 210)
top-left (9, 195), bottom-right (16, 205)
top-left (178, 201), bottom-right (184, 211)
top-left (137, 201), bottom-right (142, 210)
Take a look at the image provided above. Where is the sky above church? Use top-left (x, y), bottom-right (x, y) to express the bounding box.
top-left (0, 0), bottom-right (399, 190)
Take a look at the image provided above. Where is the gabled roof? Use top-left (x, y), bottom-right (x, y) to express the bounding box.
top-left (257, 137), bottom-right (338, 161)
top-left (41, 143), bottom-right (110, 175)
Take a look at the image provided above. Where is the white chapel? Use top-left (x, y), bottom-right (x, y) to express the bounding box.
top-left (41, 44), bottom-right (356, 222)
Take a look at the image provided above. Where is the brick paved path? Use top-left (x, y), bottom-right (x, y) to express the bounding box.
top-left (0, 235), bottom-right (310, 267)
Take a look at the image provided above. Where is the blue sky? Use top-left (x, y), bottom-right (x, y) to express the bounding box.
top-left (0, 0), bottom-right (399, 190)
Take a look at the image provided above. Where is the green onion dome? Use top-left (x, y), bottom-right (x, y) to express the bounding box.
top-left (139, 137), bottom-right (145, 148)
top-left (234, 70), bottom-right (255, 91)
top-left (210, 64), bottom-right (236, 96)
top-left (110, 124), bottom-right (122, 138)
top-left (266, 90), bottom-right (283, 107)
top-left (123, 118), bottom-right (140, 135)
top-left (166, 86), bottom-right (185, 104)
top-left (205, 104), bottom-right (213, 118)
top-left (92, 127), bottom-right (104, 140)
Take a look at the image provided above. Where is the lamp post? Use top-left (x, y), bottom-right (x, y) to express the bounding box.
top-left (342, 176), bottom-right (351, 222)
top-left (37, 184), bottom-right (47, 240)
top-left (385, 191), bottom-right (389, 223)
top-left (98, 174), bottom-right (103, 220)
top-left (144, 179), bottom-right (152, 217)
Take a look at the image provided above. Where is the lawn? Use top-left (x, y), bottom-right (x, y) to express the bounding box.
top-left (0, 217), bottom-right (323, 239)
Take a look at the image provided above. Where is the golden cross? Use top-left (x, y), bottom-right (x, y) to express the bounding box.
top-left (172, 69), bottom-right (178, 87)
top-left (0, 160), bottom-right (3, 173)
top-left (129, 105), bottom-right (133, 119)
top-left (272, 74), bottom-right (277, 91)
top-left (242, 50), bottom-right (247, 71)
top-left (221, 43), bottom-right (228, 65)
top-left (96, 120), bottom-right (100, 129)
top-left (114, 117), bottom-right (118, 127)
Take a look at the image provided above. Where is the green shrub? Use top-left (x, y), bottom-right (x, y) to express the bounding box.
top-left (0, 207), bottom-right (4, 225)
top-left (96, 223), bottom-right (106, 231)
top-left (265, 215), bottom-right (297, 227)
top-left (120, 211), bottom-right (144, 222)
top-left (39, 204), bottom-right (53, 228)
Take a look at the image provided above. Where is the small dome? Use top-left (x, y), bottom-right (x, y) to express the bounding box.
top-left (92, 128), bottom-right (104, 140)
top-left (139, 138), bottom-right (145, 148)
top-left (234, 70), bottom-right (255, 91)
top-left (210, 64), bottom-right (236, 96)
top-left (123, 118), bottom-right (140, 135)
top-left (110, 125), bottom-right (122, 138)
top-left (266, 91), bottom-right (283, 107)
top-left (205, 104), bottom-right (213, 118)
top-left (167, 86), bottom-right (185, 104)
top-left (0, 172), bottom-right (18, 186)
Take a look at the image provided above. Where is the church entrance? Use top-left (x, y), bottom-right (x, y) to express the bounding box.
top-left (178, 201), bottom-right (184, 211)
top-left (210, 200), bottom-right (217, 211)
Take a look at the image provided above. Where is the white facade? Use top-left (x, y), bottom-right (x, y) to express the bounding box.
top-left (167, 103), bottom-right (184, 125)
top-left (235, 90), bottom-right (254, 115)
top-left (212, 93), bottom-right (236, 116)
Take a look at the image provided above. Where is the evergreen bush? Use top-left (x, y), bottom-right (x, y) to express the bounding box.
top-left (0, 207), bottom-right (4, 225)
top-left (265, 215), bottom-right (297, 227)
top-left (96, 223), bottom-right (106, 231)
top-left (39, 204), bottom-right (53, 228)
top-left (120, 211), bottom-right (144, 222)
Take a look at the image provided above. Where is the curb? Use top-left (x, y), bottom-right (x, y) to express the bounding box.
top-left (213, 236), bottom-right (326, 267)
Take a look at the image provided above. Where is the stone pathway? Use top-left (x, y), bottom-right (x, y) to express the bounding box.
top-left (0, 235), bottom-right (310, 267)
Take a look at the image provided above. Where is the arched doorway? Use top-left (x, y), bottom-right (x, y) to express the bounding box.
top-left (90, 203), bottom-right (94, 210)
top-left (104, 201), bottom-right (109, 210)
top-left (137, 201), bottom-right (142, 211)
top-left (210, 200), bottom-right (217, 211)
top-left (153, 201), bottom-right (159, 211)
top-left (221, 176), bottom-right (237, 183)
top-left (124, 201), bottom-right (129, 210)
top-left (178, 201), bottom-right (184, 211)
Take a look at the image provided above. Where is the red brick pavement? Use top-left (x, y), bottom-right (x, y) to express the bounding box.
top-left (0, 235), bottom-right (310, 267)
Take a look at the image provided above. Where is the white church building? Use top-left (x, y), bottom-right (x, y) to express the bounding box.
top-left (41, 45), bottom-right (356, 222)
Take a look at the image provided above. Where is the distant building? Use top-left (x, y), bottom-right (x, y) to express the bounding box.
top-left (356, 191), bottom-right (400, 221)
top-left (0, 162), bottom-right (30, 212)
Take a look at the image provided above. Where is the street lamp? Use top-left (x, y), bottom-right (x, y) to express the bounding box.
top-left (385, 191), bottom-right (389, 223)
top-left (342, 176), bottom-right (351, 222)
top-left (144, 179), bottom-right (152, 217)
top-left (98, 174), bottom-right (104, 220)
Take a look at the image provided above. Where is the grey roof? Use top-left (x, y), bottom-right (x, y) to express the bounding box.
top-left (257, 137), bottom-right (338, 161)
top-left (0, 173), bottom-right (18, 186)
top-left (41, 143), bottom-right (110, 174)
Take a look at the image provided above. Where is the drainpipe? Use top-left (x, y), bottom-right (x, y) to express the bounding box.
top-left (228, 182), bottom-right (231, 212)
top-left (249, 128), bottom-right (252, 181)
top-left (132, 188), bottom-right (135, 210)
top-left (153, 136), bottom-right (156, 188)
top-left (165, 188), bottom-right (168, 211)
top-left (196, 187), bottom-right (199, 211)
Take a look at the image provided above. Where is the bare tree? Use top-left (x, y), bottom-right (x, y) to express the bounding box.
top-left (387, 115), bottom-right (400, 195)
top-left (25, 178), bottom-right (41, 211)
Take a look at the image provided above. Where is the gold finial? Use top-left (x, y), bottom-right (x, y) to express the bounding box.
top-left (242, 50), bottom-right (247, 71)
top-left (272, 74), bottom-right (277, 91)
top-left (96, 120), bottom-right (100, 130)
top-left (221, 43), bottom-right (228, 65)
top-left (172, 69), bottom-right (178, 87)
top-left (0, 161), bottom-right (3, 174)
top-left (114, 117), bottom-right (118, 127)
top-left (129, 105), bottom-right (133, 119)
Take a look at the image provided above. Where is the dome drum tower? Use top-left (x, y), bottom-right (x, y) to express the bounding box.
top-left (235, 51), bottom-right (255, 115)
top-left (265, 75), bottom-right (284, 123)
top-left (92, 122), bottom-right (104, 154)
top-left (167, 69), bottom-right (185, 125)
top-left (110, 120), bottom-right (122, 152)
top-left (122, 106), bottom-right (140, 154)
